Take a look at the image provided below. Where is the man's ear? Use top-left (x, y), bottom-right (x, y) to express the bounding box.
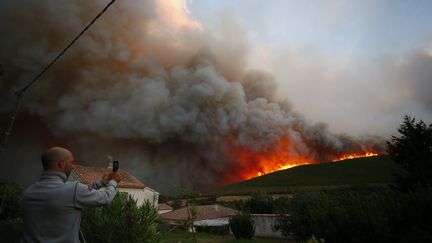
top-left (58, 160), bottom-right (65, 169)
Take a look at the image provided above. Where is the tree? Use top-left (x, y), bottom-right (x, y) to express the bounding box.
top-left (246, 192), bottom-right (275, 213)
top-left (387, 115), bottom-right (432, 190)
top-left (229, 211), bottom-right (255, 240)
top-left (178, 204), bottom-right (198, 243)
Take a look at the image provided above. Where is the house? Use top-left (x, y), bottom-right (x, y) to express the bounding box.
top-left (160, 204), bottom-right (236, 227)
top-left (158, 203), bottom-right (173, 214)
top-left (251, 214), bottom-right (291, 239)
top-left (70, 164), bottom-right (159, 206)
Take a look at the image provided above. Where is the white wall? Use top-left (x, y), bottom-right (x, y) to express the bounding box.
top-left (118, 187), bottom-right (158, 206)
top-left (194, 217), bottom-right (230, 227)
top-left (251, 214), bottom-right (290, 239)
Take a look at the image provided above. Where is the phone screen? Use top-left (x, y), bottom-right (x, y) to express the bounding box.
top-left (113, 161), bottom-right (119, 172)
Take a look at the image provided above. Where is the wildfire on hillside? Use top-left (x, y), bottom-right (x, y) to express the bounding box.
top-left (332, 152), bottom-right (379, 162)
top-left (0, 0), bottom-right (386, 193)
top-left (229, 136), bottom-right (381, 180)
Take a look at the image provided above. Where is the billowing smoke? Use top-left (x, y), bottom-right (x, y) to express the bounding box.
top-left (399, 50), bottom-right (432, 112)
top-left (0, 0), bottom-right (384, 194)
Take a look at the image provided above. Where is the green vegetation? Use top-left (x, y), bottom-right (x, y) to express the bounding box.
top-left (160, 232), bottom-right (287, 242)
top-left (220, 192), bottom-right (290, 214)
top-left (177, 204), bottom-right (198, 242)
top-left (0, 183), bottom-right (160, 243)
top-left (387, 115), bottom-right (432, 191)
top-left (229, 212), bottom-right (255, 240)
top-left (274, 187), bottom-right (432, 242)
top-left (212, 155), bottom-right (401, 195)
top-left (0, 182), bottom-right (23, 243)
top-left (3, 115), bottom-right (431, 242)
top-left (81, 192), bottom-right (160, 243)
top-left (270, 115), bottom-right (432, 242)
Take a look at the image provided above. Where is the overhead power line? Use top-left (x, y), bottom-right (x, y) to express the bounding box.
top-left (0, 0), bottom-right (117, 153)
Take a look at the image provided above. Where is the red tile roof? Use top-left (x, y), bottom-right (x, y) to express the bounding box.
top-left (158, 203), bottom-right (173, 210)
top-left (160, 204), bottom-right (236, 221)
top-left (72, 164), bottom-right (144, 189)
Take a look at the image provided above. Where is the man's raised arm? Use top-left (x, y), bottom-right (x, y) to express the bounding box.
top-left (74, 172), bottom-right (122, 209)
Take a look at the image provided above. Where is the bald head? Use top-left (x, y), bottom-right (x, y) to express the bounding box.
top-left (41, 147), bottom-right (74, 171)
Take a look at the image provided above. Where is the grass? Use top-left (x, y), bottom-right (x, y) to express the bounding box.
top-left (210, 155), bottom-right (402, 195)
top-left (160, 232), bottom-right (290, 243)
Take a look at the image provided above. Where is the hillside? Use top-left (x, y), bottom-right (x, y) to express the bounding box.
top-left (211, 155), bottom-right (402, 195)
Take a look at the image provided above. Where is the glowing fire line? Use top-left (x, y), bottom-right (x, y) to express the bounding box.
top-left (256, 162), bottom-right (310, 177)
top-left (332, 152), bottom-right (378, 162)
top-left (252, 152), bottom-right (379, 178)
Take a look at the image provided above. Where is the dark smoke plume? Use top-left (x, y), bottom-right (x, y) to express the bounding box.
top-left (0, 0), bottom-right (384, 194)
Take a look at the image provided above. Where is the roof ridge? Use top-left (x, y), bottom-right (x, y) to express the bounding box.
top-left (72, 164), bottom-right (145, 189)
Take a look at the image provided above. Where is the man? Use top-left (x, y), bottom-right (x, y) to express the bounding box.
top-left (20, 147), bottom-right (122, 243)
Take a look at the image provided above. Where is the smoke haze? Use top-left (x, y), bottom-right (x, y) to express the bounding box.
top-left (1, 0), bottom-right (422, 194)
top-left (190, 0), bottom-right (432, 137)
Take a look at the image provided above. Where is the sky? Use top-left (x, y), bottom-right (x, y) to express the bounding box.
top-left (188, 0), bottom-right (432, 137)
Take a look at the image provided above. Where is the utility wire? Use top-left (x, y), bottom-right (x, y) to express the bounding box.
top-left (0, 0), bottom-right (117, 153)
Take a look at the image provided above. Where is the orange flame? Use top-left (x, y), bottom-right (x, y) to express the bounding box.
top-left (228, 137), bottom-right (380, 181)
top-left (229, 137), bottom-right (315, 180)
top-left (332, 152), bottom-right (379, 162)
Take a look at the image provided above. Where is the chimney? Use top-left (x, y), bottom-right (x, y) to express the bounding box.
top-left (107, 155), bottom-right (113, 169)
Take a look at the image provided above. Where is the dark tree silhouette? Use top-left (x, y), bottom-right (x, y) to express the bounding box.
top-left (387, 115), bottom-right (432, 190)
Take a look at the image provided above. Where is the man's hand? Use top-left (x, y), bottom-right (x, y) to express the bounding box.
top-left (101, 172), bottom-right (112, 185)
top-left (101, 171), bottom-right (122, 184)
top-left (111, 172), bottom-right (122, 183)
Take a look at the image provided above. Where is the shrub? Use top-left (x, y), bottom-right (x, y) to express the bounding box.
top-left (282, 189), bottom-right (400, 242)
top-left (0, 217), bottom-right (23, 243)
top-left (171, 198), bottom-right (183, 210)
top-left (229, 211), bottom-right (255, 239)
top-left (188, 196), bottom-right (217, 205)
top-left (177, 205), bottom-right (198, 232)
top-left (0, 182), bottom-right (23, 220)
top-left (196, 225), bottom-right (230, 235)
top-left (0, 182), bottom-right (23, 242)
top-left (220, 192), bottom-right (290, 214)
top-left (81, 192), bottom-right (160, 243)
top-left (246, 192), bottom-right (275, 213)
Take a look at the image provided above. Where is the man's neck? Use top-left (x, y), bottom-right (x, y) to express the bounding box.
top-left (41, 170), bottom-right (67, 182)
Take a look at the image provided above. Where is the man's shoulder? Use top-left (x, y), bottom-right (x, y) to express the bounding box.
top-left (59, 181), bottom-right (82, 192)
top-left (22, 181), bottom-right (76, 200)
top-left (65, 180), bottom-right (88, 189)
top-left (68, 180), bottom-right (98, 191)
top-left (62, 180), bottom-right (78, 186)
top-left (22, 183), bottom-right (37, 197)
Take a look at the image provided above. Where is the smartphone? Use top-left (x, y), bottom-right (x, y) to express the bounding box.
top-left (112, 161), bottom-right (119, 172)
